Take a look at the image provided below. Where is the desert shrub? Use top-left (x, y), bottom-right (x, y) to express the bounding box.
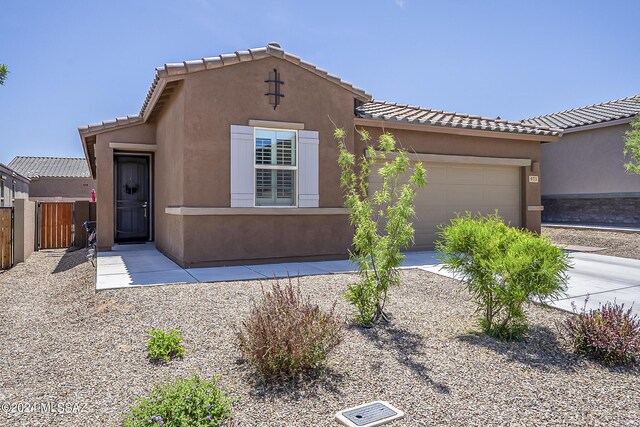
top-left (335, 127), bottom-right (426, 326)
top-left (563, 300), bottom-right (640, 366)
top-left (237, 278), bottom-right (344, 381)
top-left (437, 212), bottom-right (570, 339)
top-left (147, 328), bottom-right (185, 361)
top-left (122, 373), bottom-right (233, 427)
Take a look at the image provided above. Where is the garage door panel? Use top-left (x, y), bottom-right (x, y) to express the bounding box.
top-left (484, 167), bottom-right (520, 184)
top-left (444, 165), bottom-right (485, 184)
top-left (482, 186), bottom-right (520, 205)
top-left (445, 184), bottom-right (489, 206)
top-left (369, 160), bottom-right (522, 250)
top-left (424, 164), bottom-right (448, 184)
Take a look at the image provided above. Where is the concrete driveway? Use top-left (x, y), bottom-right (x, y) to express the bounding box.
top-left (549, 252), bottom-right (640, 316)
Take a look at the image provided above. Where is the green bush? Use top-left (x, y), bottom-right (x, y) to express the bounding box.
top-left (147, 328), bottom-right (185, 361)
top-left (237, 278), bottom-right (344, 381)
top-left (122, 373), bottom-right (233, 426)
top-left (563, 300), bottom-right (640, 366)
top-left (437, 213), bottom-right (570, 339)
top-left (335, 127), bottom-right (426, 326)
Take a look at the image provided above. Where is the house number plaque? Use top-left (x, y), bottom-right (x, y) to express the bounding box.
top-left (529, 175), bottom-right (539, 183)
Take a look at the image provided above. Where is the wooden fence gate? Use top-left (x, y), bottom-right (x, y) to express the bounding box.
top-left (38, 202), bottom-right (73, 249)
top-left (0, 207), bottom-right (13, 269)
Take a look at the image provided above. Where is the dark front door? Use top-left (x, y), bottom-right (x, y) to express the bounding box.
top-left (115, 155), bottom-right (150, 243)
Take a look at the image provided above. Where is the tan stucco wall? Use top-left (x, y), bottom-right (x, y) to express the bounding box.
top-left (94, 123), bottom-right (156, 251)
top-left (28, 177), bottom-right (96, 201)
top-left (168, 56), bottom-right (358, 265)
top-left (153, 82), bottom-right (186, 262)
top-left (541, 123), bottom-right (640, 196)
top-left (360, 127), bottom-right (543, 233)
top-left (0, 164), bottom-right (29, 208)
top-left (180, 56), bottom-right (356, 208)
top-left (13, 198), bottom-right (35, 264)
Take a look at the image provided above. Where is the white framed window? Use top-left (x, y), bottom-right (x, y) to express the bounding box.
top-left (230, 125), bottom-right (318, 209)
top-left (0, 180), bottom-right (4, 207)
top-left (254, 128), bottom-right (297, 207)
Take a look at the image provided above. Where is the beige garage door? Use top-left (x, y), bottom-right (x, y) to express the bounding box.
top-left (370, 161), bottom-right (522, 250)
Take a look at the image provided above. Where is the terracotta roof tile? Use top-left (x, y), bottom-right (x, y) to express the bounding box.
top-left (522, 95), bottom-right (640, 129)
top-left (356, 100), bottom-right (562, 137)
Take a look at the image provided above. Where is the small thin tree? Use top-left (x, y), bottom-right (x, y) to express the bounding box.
top-left (623, 110), bottom-right (640, 175)
top-left (0, 64), bottom-right (8, 86)
top-left (335, 127), bottom-right (426, 327)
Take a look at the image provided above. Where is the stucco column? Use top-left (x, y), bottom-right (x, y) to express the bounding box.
top-left (13, 198), bottom-right (35, 264)
top-left (95, 137), bottom-right (115, 251)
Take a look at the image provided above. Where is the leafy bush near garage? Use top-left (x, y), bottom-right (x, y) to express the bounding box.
top-left (563, 300), bottom-right (640, 366)
top-left (237, 278), bottom-right (344, 381)
top-left (335, 127), bottom-right (427, 327)
top-left (437, 213), bottom-right (570, 340)
top-left (122, 373), bottom-right (234, 427)
top-left (147, 328), bottom-right (185, 362)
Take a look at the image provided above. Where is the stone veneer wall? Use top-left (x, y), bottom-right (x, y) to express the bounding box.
top-left (542, 195), bottom-right (640, 226)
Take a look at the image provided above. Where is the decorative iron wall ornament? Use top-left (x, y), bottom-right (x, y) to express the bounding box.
top-left (265, 68), bottom-right (284, 110)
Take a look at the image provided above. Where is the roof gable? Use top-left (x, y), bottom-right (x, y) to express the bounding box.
top-left (78, 43), bottom-right (371, 137)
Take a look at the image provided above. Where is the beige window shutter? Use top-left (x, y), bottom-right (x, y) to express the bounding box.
top-left (297, 130), bottom-right (319, 207)
top-left (230, 125), bottom-right (254, 207)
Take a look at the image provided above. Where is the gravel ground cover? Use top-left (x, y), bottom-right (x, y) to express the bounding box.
top-left (542, 226), bottom-right (640, 260)
top-left (0, 249), bottom-right (639, 427)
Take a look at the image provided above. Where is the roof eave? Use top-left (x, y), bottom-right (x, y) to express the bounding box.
top-left (78, 130), bottom-right (96, 179)
top-left (354, 117), bottom-right (562, 142)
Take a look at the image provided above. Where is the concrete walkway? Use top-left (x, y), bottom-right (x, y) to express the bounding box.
top-left (96, 244), bottom-right (441, 291)
top-left (96, 244), bottom-right (640, 316)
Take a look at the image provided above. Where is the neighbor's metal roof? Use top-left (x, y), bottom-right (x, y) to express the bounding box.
top-left (522, 95), bottom-right (640, 130)
top-left (356, 101), bottom-right (562, 137)
top-left (8, 156), bottom-right (91, 179)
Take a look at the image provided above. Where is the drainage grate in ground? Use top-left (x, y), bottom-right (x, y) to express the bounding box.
top-left (335, 401), bottom-right (404, 427)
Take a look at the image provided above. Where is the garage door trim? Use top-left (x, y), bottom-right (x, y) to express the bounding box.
top-left (368, 151), bottom-right (532, 167)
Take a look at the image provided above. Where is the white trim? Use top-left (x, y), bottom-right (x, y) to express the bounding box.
top-left (165, 207), bottom-right (349, 216)
top-left (248, 119), bottom-right (304, 130)
top-left (561, 117), bottom-right (635, 134)
top-left (369, 151), bottom-right (532, 167)
top-left (109, 142), bottom-right (157, 152)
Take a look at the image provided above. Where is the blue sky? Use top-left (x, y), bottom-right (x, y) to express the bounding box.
top-left (1, 0), bottom-right (639, 164)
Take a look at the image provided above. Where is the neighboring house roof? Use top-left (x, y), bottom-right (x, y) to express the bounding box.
top-left (356, 101), bottom-right (562, 138)
top-left (521, 94), bottom-right (640, 131)
top-left (0, 163), bottom-right (30, 183)
top-left (8, 156), bottom-right (92, 179)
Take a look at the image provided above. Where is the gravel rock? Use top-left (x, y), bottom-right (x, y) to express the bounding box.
top-left (0, 249), bottom-right (638, 426)
top-left (542, 226), bottom-right (640, 260)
